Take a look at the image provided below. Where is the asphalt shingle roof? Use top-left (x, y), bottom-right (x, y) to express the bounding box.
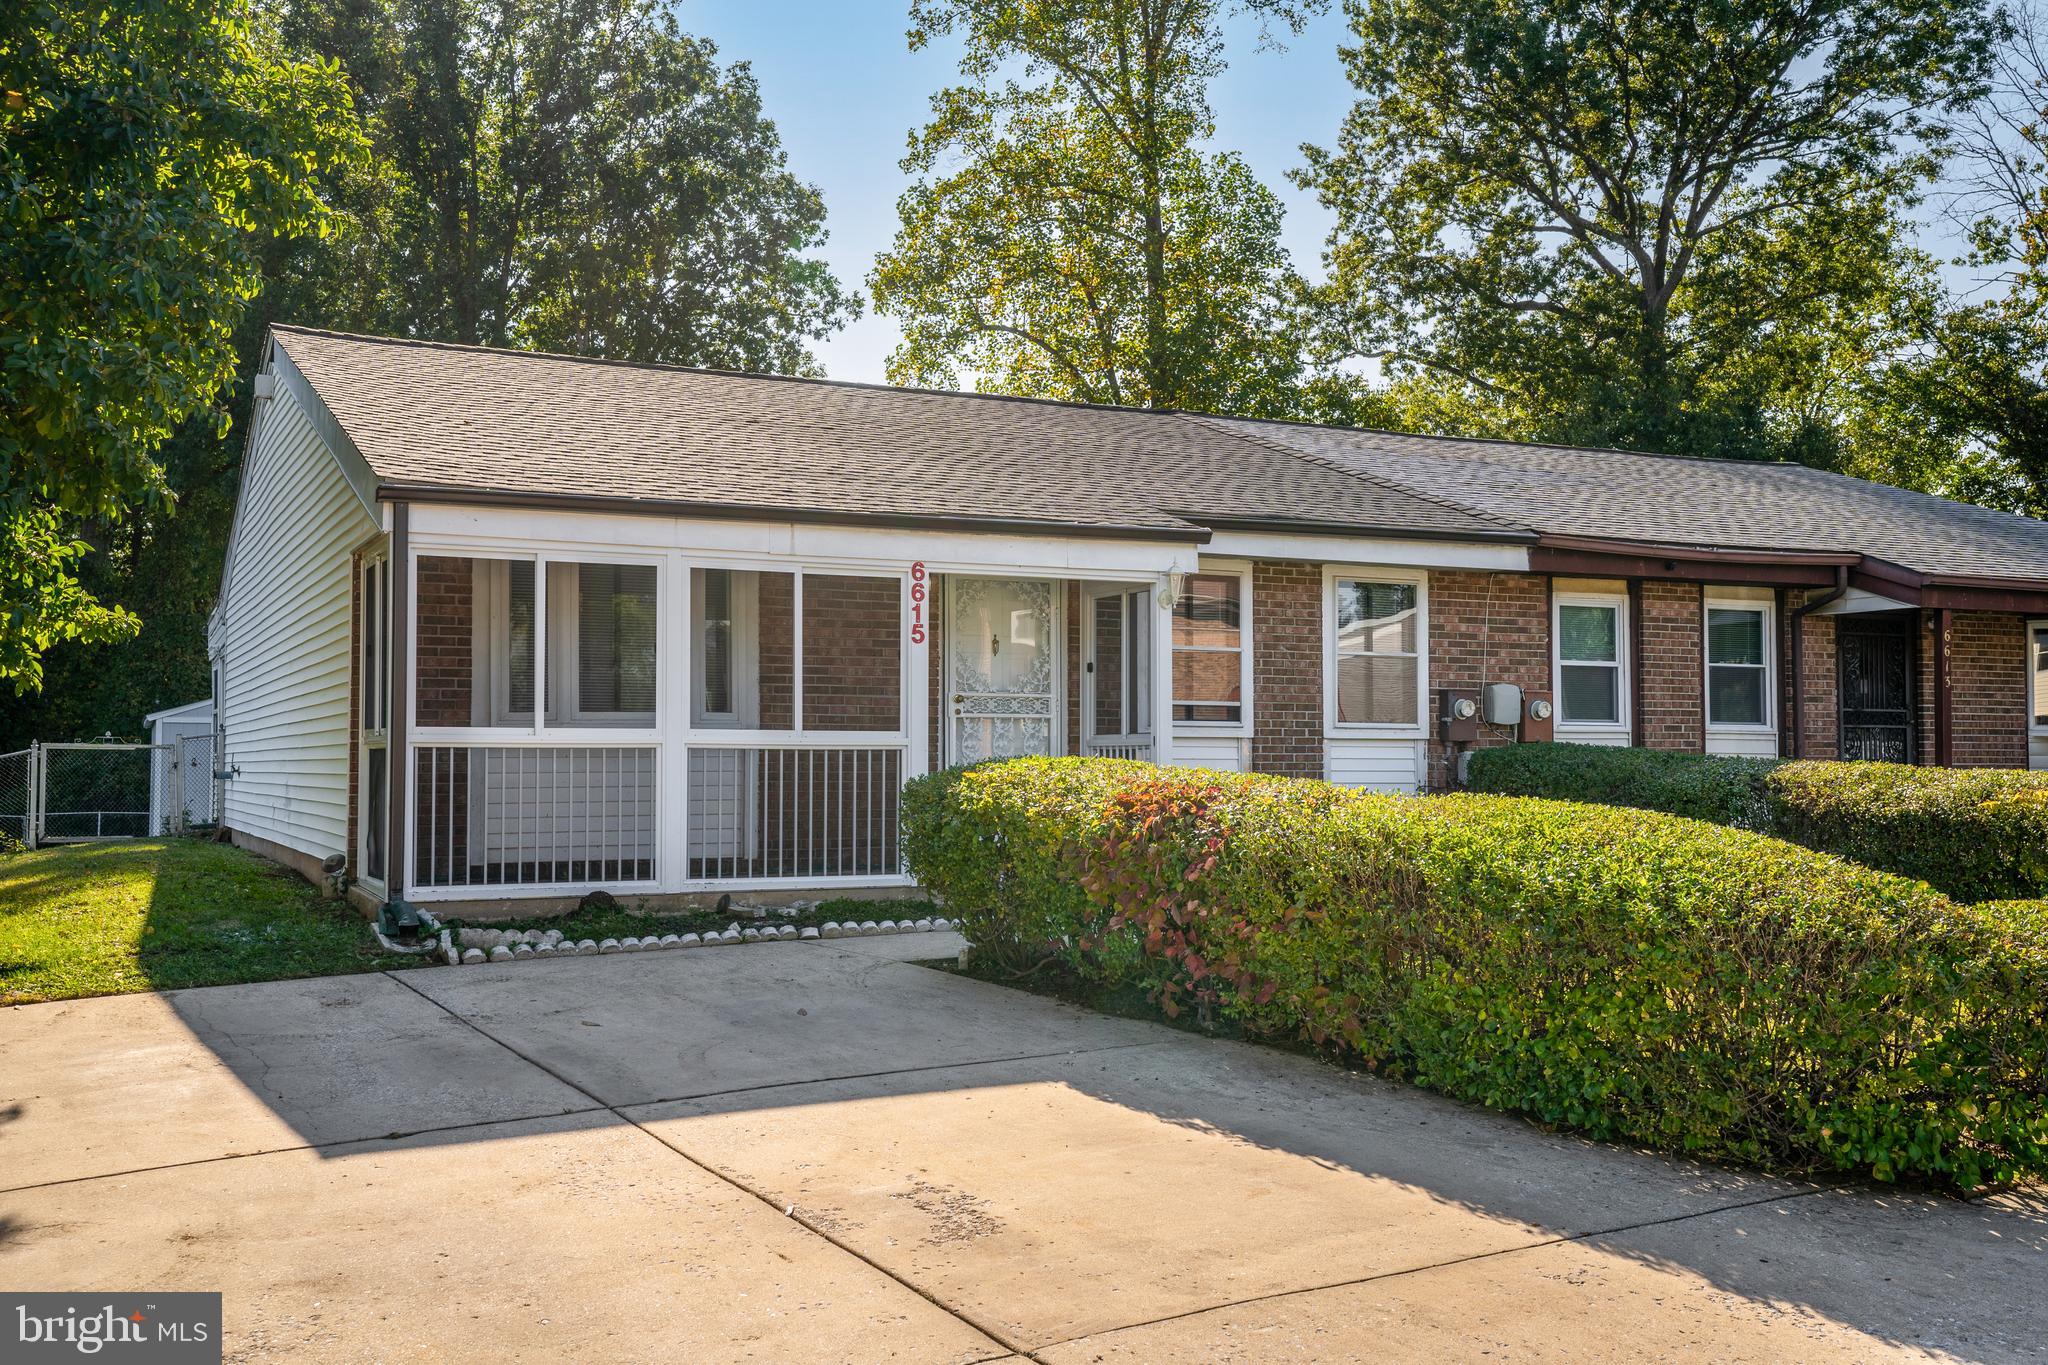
top-left (1202, 418), bottom-right (2048, 582)
top-left (272, 326), bottom-right (2048, 584)
top-left (271, 327), bottom-right (1514, 541)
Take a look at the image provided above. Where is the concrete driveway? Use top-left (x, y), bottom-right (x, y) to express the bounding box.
top-left (1, 933), bottom-right (2042, 1364)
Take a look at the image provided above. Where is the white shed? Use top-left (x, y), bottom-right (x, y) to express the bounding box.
top-left (147, 699), bottom-right (215, 835)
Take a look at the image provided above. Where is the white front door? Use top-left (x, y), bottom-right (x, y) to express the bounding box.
top-left (946, 577), bottom-right (1058, 763)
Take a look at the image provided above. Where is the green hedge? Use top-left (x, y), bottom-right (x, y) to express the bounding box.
top-left (1464, 742), bottom-right (1780, 830)
top-left (1467, 743), bottom-right (2048, 902)
top-left (905, 757), bottom-right (2048, 1190)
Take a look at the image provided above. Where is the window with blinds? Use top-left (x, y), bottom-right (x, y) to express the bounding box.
top-left (574, 563), bottom-right (657, 718)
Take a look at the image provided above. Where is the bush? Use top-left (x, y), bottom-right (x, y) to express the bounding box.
top-left (1468, 743), bottom-right (2048, 902)
top-left (904, 757), bottom-right (2048, 1190)
top-left (1465, 742), bottom-right (1781, 830)
top-left (1767, 762), bottom-right (2048, 904)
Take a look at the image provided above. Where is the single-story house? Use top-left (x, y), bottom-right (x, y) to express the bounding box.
top-left (210, 325), bottom-right (2048, 909)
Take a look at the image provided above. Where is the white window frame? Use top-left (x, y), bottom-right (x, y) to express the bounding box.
top-left (546, 559), bottom-right (662, 729)
top-left (2029, 618), bottom-right (2048, 737)
top-left (1703, 593), bottom-right (1777, 736)
top-left (1323, 565), bottom-right (1429, 739)
top-left (1172, 560), bottom-right (1253, 735)
top-left (357, 541), bottom-right (391, 892)
top-left (1552, 589), bottom-right (1631, 738)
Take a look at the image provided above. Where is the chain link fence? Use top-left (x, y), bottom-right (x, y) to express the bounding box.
top-left (0, 748), bottom-right (29, 845)
top-left (0, 738), bottom-right (224, 848)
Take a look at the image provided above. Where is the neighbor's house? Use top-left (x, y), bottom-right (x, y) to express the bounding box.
top-left (209, 326), bottom-right (2048, 910)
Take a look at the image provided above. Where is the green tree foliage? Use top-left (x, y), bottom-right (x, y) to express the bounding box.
top-left (0, 0), bottom-right (365, 693)
top-left (871, 0), bottom-right (1321, 413)
top-left (1855, 4), bottom-right (2048, 515)
top-left (0, 0), bottom-right (856, 747)
top-left (275, 0), bottom-right (856, 371)
top-left (1299, 0), bottom-right (1997, 459)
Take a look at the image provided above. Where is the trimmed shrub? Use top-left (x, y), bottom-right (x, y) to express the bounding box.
top-left (1767, 762), bottom-right (2048, 904)
top-left (1465, 742), bottom-right (1780, 830)
top-left (1468, 743), bottom-right (2048, 902)
top-left (904, 757), bottom-right (2048, 1190)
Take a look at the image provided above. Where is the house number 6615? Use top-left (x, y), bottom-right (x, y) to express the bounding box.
top-left (909, 561), bottom-right (927, 644)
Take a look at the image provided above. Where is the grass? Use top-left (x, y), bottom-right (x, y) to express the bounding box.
top-left (448, 895), bottom-right (939, 944)
top-left (0, 839), bottom-right (417, 1005)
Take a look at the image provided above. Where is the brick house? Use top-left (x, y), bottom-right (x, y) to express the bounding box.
top-left (209, 327), bottom-right (2048, 910)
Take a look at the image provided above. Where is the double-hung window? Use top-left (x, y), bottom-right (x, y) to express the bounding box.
top-left (1172, 571), bottom-right (1246, 725)
top-left (1328, 570), bottom-right (1425, 730)
top-left (1553, 591), bottom-right (1628, 733)
top-left (2031, 621), bottom-right (2048, 733)
top-left (1705, 597), bottom-right (1773, 731)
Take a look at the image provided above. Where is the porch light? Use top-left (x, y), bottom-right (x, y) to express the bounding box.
top-left (1160, 569), bottom-right (1186, 608)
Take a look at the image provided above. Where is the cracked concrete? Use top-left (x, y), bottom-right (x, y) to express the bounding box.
top-left (1, 931), bottom-right (2042, 1363)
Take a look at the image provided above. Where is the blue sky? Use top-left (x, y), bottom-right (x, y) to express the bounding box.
top-left (682, 2), bottom-right (1359, 383)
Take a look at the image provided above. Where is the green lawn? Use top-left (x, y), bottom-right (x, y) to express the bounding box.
top-left (0, 839), bottom-right (416, 1005)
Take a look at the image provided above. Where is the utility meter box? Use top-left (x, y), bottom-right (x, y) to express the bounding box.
top-left (1437, 689), bottom-right (1480, 742)
top-left (1523, 691), bottom-right (1556, 742)
top-left (1483, 682), bottom-right (1524, 726)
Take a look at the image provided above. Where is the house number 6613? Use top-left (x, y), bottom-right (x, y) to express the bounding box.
top-left (909, 561), bottom-right (927, 644)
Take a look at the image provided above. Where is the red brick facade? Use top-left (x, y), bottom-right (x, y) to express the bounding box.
top-left (1944, 611), bottom-right (2030, 767)
top-left (1250, 561), bottom-right (1324, 778)
top-left (1637, 581), bottom-right (1705, 751)
top-left (1786, 591), bottom-right (1839, 759)
top-left (1425, 571), bottom-right (1551, 788)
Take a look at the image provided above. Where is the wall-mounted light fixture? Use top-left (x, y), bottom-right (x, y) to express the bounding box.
top-left (1159, 569), bottom-right (1187, 608)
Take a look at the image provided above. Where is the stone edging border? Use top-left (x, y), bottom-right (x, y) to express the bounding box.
top-left (440, 917), bottom-right (957, 965)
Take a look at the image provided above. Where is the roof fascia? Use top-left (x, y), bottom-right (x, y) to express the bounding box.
top-left (375, 483), bottom-right (1213, 544)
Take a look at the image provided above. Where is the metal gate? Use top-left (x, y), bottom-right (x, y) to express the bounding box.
top-left (0, 738), bottom-right (223, 848)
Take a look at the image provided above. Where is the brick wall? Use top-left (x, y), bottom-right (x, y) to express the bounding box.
top-left (1945, 611), bottom-right (2030, 767)
top-left (1425, 571), bottom-right (1550, 789)
top-left (1250, 561), bottom-right (1323, 778)
top-left (759, 572), bottom-right (796, 730)
top-left (800, 574), bottom-right (901, 730)
top-left (1785, 590), bottom-right (1839, 759)
top-left (1638, 581), bottom-right (1704, 751)
top-left (415, 555), bottom-right (475, 727)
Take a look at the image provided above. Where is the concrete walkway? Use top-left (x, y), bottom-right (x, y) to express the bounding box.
top-left (1, 933), bottom-right (2042, 1363)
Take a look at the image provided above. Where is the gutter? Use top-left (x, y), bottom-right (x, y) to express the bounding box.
top-left (1788, 565), bottom-right (1850, 758)
top-left (1183, 514), bottom-right (1539, 545)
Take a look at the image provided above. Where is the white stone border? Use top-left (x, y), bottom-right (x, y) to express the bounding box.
top-left (440, 917), bottom-right (955, 966)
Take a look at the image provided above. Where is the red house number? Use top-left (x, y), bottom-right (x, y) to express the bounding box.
top-left (909, 561), bottom-right (927, 644)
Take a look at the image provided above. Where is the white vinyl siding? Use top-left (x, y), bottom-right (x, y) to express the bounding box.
top-left (1326, 737), bottom-right (1426, 792)
top-left (1169, 736), bottom-right (1246, 772)
top-left (212, 386), bottom-right (379, 861)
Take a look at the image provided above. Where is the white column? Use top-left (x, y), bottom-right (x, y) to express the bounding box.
top-left (907, 564), bottom-right (932, 777)
top-left (658, 553), bottom-right (690, 891)
top-left (1151, 576), bottom-right (1176, 768)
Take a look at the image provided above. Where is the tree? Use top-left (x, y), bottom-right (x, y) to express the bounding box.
top-left (1299, 0), bottom-right (1997, 458)
top-left (871, 0), bottom-right (1321, 413)
top-left (0, 0), bottom-right (366, 692)
top-left (1855, 0), bottom-right (2048, 515)
top-left (276, 0), bottom-right (857, 373)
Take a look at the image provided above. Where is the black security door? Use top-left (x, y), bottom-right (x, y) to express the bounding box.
top-left (1838, 616), bottom-right (1916, 763)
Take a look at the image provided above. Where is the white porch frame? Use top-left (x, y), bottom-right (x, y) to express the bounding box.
top-left (395, 504), bottom-right (1194, 900)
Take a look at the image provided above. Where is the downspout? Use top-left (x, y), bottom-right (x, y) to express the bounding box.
top-left (387, 502), bottom-right (410, 902)
top-left (1788, 566), bottom-right (1850, 759)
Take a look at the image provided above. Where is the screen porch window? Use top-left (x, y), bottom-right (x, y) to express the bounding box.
top-left (1172, 574), bottom-right (1241, 724)
top-left (1556, 599), bottom-right (1625, 726)
top-left (359, 550), bottom-right (391, 884)
top-left (1333, 577), bottom-right (1421, 726)
top-left (1707, 605), bottom-right (1770, 727)
top-left (556, 562), bottom-right (657, 724)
